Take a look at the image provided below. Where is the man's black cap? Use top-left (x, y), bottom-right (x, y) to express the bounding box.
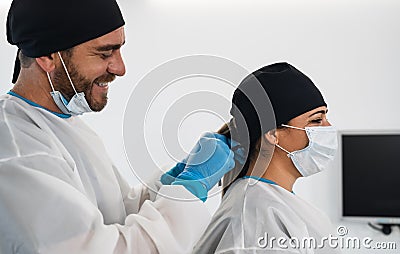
top-left (7, 0), bottom-right (125, 83)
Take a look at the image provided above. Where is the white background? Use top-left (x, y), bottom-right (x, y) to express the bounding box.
top-left (1, 0), bottom-right (400, 252)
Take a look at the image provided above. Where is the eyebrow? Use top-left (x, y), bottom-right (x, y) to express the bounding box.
top-left (94, 41), bottom-right (125, 52)
top-left (309, 109), bottom-right (328, 117)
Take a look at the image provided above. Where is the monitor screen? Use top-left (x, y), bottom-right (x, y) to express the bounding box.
top-left (342, 133), bottom-right (400, 220)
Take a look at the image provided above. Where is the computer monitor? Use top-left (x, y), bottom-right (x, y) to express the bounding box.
top-left (340, 130), bottom-right (400, 224)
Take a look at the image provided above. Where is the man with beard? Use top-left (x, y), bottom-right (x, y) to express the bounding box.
top-left (0, 0), bottom-right (235, 253)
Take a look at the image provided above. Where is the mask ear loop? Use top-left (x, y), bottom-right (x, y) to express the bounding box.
top-left (275, 143), bottom-right (291, 155)
top-left (277, 125), bottom-right (312, 155)
top-left (281, 124), bottom-right (306, 131)
top-left (274, 126), bottom-right (294, 156)
top-left (57, 52), bottom-right (78, 95)
top-left (46, 72), bottom-right (56, 93)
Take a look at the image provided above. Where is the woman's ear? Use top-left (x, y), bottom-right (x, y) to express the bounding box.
top-left (264, 129), bottom-right (278, 145)
top-left (35, 53), bottom-right (57, 73)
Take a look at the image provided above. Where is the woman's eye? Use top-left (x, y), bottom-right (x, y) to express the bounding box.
top-left (310, 119), bottom-right (322, 124)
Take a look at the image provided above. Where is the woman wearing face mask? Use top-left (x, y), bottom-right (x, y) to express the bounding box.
top-left (193, 62), bottom-right (340, 254)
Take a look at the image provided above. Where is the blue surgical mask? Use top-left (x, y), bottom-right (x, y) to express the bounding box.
top-left (47, 52), bottom-right (93, 116)
top-left (276, 124), bottom-right (338, 177)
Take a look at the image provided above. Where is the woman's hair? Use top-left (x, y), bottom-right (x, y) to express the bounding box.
top-left (217, 121), bottom-right (256, 181)
top-left (217, 120), bottom-right (284, 195)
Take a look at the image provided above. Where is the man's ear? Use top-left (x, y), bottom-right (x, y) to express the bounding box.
top-left (264, 129), bottom-right (278, 145)
top-left (35, 53), bottom-right (57, 73)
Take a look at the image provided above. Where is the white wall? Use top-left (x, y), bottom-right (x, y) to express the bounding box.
top-left (1, 0), bottom-right (400, 252)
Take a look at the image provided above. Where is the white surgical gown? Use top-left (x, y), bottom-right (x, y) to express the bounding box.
top-left (193, 178), bottom-right (341, 254)
top-left (0, 94), bottom-right (211, 254)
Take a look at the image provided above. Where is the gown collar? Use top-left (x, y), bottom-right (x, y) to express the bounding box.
top-left (8, 90), bottom-right (71, 119)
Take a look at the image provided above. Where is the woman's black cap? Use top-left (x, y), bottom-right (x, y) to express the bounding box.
top-left (230, 62), bottom-right (327, 145)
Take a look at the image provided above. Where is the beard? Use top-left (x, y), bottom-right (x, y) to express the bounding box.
top-left (52, 54), bottom-right (115, 112)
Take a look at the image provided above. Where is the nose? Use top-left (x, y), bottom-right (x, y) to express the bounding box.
top-left (323, 119), bottom-right (332, 126)
top-left (108, 49), bottom-right (126, 76)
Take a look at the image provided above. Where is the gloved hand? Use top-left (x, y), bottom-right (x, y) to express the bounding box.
top-left (160, 132), bottom-right (229, 185)
top-left (160, 162), bottom-right (186, 185)
top-left (171, 132), bottom-right (235, 202)
top-left (228, 139), bottom-right (246, 165)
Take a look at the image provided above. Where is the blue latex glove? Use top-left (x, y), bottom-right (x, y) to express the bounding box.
top-left (228, 139), bottom-right (246, 165)
top-left (172, 132), bottom-right (235, 201)
top-left (160, 162), bottom-right (186, 185)
top-left (160, 132), bottom-right (228, 185)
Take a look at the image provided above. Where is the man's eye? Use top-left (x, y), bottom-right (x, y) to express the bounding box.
top-left (100, 52), bottom-right (112, 59)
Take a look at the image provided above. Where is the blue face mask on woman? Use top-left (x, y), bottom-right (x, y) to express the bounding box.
top-left (275, 124), bottom-right (338, 177)
top-left (47, 52), bottom-right (93, 116)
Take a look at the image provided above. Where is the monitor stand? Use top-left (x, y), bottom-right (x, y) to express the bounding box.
top-left (368, 222), bottom-right (398, 235)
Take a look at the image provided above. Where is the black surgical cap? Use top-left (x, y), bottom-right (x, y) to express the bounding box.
top-left (6, 0), bottom-right (125, 83)
top-left (230, 62), bottom-right (327, 146)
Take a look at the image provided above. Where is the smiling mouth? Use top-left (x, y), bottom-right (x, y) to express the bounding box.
top-left (93, 74), bottom-right (115, 89)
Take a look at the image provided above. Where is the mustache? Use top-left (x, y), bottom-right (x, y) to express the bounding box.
top-left (94, 74), bottom-right (116, 84)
